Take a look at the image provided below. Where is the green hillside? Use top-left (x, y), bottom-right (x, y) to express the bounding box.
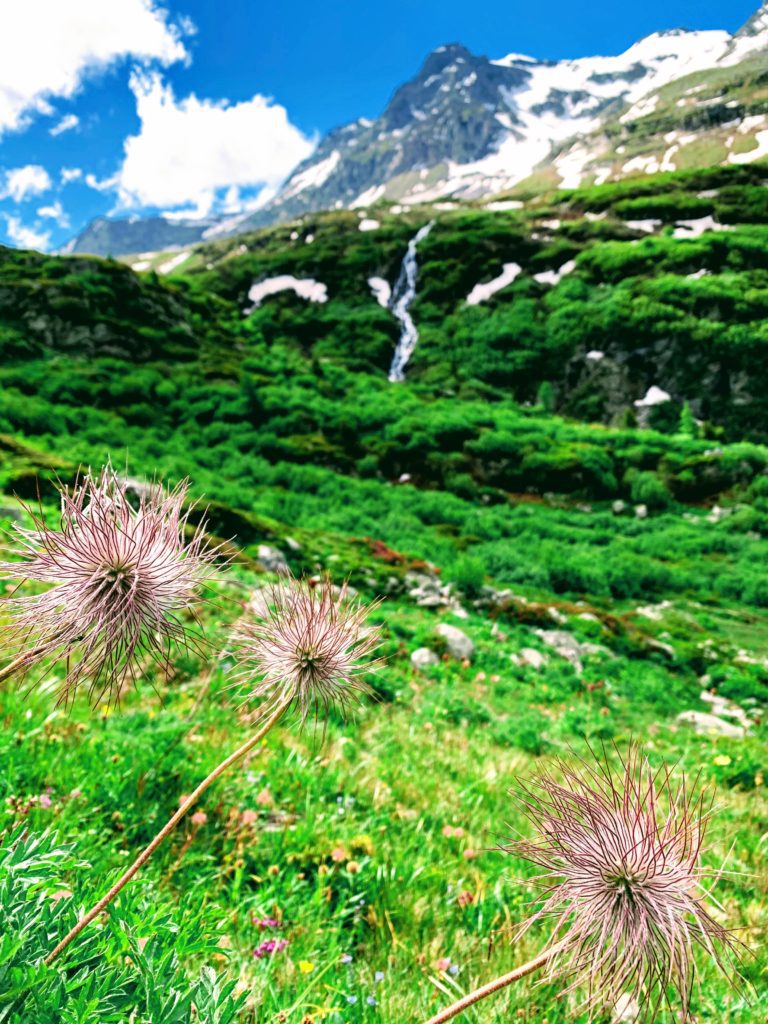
top-left (0, 165), bottom-right (766, 1021)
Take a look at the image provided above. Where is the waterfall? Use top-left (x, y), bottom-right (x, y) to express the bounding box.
top-left (387, 221), bottom-right (433, 382)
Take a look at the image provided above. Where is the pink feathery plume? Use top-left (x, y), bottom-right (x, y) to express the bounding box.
top-left (505, 746), bottom-right (742, 1020)
top-left (229, 577), bottom-right (383, 723)
top-left (0, 467), bottom-right (219, 705)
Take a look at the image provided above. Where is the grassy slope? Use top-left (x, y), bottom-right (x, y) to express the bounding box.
top-left (0, 166), bottom-right (767, 1020)
top-left (1, 539), bottom-right (766, 1022)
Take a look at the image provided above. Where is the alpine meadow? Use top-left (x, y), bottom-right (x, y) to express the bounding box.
top-left (0, 2), bottom-right (767, 1022)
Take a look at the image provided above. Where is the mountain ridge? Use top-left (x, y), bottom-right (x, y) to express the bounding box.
top-left (65, 4), bottom-right (768, 256)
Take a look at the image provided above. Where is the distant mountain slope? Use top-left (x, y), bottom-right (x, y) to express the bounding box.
top-left (65, 5), bottom-right (768, 256)
top-left (12, 162), bottom-right (768, 445)
top-left (253, 26), bottom-right (764, 220)
top-left (61, 215), bottom-right (221, 259)
top-left (5, 164), bottom-right (768, 534)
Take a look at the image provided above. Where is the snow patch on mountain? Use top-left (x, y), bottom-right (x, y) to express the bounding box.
top-left (352, 184), bottom-right (386, 208)
top-left (158, 250), bottom-right (191, 274)
top-left (281, 150), bottom-right (341, 199)
top-left (246, 276), bottom-right (328, 310)
top-left (729, 129), bottom-right (768, 163)
top-left (368, 276), bottom-right (391, 308)
top-left (533, 260), bottom-right (576, 286)
top-left (466, 263), bottom-right (522, 304)
top-left (635, 386), bottom-right (672, 408)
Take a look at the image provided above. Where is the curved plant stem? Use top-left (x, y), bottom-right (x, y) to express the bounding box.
top-left (424, 942), bottom-right (562, 1024)
top-left (0, 651), bottom-right (38, 685)
top-left (44, 694), bottom-right (292, 966)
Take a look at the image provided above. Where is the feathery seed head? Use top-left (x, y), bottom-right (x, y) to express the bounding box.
top-left (506, 747), bottom-right (740, 1020)
top-left (230, 577), bottom-right (382, 722)
top-left (0, 467), bottom-right (218, 704)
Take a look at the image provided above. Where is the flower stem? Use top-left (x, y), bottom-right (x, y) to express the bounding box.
top-left (44, 695), bottom-right (292, 966)
top-left (0, 651), bottom-right (36, 685)
top-left (424, 943), bottom-right (561, 1024)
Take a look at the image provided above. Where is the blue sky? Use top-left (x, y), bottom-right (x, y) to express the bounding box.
top-left (0, 0), bottom-right (759, 251)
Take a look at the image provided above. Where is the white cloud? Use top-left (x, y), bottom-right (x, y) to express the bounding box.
top-left (1, 164), bottom-right (52, 202)
top-left (37, 200), bottom-right (69, 226)
top-left (0, 0), bottom-right (188, 135)
top-left (85, 171), bottom-right (119, 192)
top-left (115, 70), bottom-right (314, 215)
top-left (61, 167), bottom-right (83, 183)
top-left (49, 113), bottom-right (80, 136)
top-left (4, 216), bottom-right (51, 251)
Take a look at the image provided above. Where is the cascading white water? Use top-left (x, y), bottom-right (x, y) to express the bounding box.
top-left (387, 221), bottom-right (433, 382)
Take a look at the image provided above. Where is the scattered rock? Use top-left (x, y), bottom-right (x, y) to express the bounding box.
top-left (257, 544), bottom-right (290, 574)
top-left (473, 585), bottom-right (528, 611)
top-left (634, 504), bottom-right (648, 519)
top-left (647, 639), bottom-right (675, 658)
top-left (547, 607), bottom-right (568, 625)
top-left (406, 571), bottom-right (464, 614)
top-left (534, 630), bottom-right (585, 670)
top-left (676, 710), bottom-right (746, 739)
top-left (284, 536), bottom-right (302, 551)
top-left (411, 647), bottom-right (440, 670)
top-left (385, 575), bottom-right (404, 595)
top-left (733, 649), bottom-right (768, 667)
top-left (612, 499), bottom-right (627, 515)
top-left (435, 624), bottom-right (475, 660)
top-left (511, 648), bottom-right (549, 670)
top-left (533, 629), bottom-right (612, 673)
top-left (635, 600), bottom-right (673, 621)
top-left (699, 691), bottom-right (754, 731)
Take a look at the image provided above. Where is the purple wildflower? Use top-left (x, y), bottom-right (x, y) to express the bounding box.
top-left (253, 938), bottom-right (288, 959)
top-left (0, 467), bottom-right (218, 706)
top-left (505, 746), bottom-right (742, 1020)
top-left (229, 577), bottom-right (382, 722)
top-left (253, 915), bottom-right (280, 930)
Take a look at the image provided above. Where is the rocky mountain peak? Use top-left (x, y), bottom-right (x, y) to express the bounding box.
top-left (64, 9), bottom-right (768, 256)
top-left (420, 42), bottom-right (475, 75)
top-left (735, 1), bottom-right (768, 38)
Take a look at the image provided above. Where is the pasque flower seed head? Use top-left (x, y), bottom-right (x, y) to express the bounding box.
top-left (230, 577), bottom-right (382, 722)
top-left (0, 467), bottom-right (218, 704)
top-left (505, 747), bottom-right (741, 1020)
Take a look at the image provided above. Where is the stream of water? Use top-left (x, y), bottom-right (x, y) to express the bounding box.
top-left (387, 221), bottom-right (433, 382)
